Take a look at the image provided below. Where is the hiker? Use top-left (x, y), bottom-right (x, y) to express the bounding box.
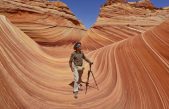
top-left (69, 42), bottom-right (93, 98)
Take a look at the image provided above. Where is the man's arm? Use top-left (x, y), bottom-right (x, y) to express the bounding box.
top-left (69, 53), bottom-right (74, 72)
top-left (82, 52), bottom-right (93, 64)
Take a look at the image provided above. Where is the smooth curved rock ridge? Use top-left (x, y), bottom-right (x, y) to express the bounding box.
top-left (1, 14), bottom-right (169, 109)
top-left (0, 0), bottom-right (86, 46)
top-left (81, 2), bottom-right (169, 50)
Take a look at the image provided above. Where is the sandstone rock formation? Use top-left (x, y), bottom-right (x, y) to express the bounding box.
top-left (0, 0), bottom-right (86, 46)
top-left (131, 0), bottom-right (155, 9)
top-left (81, 0), bottom-right (169, 50)
top-left (104, 0), bottom-right (154, 9)
top-left (1, 14), bottom-right (169, 109)
top-left (0, 0), bottom-right (169, 109)
top-left (104, 0), bottom-right (127, 6)
top-left (0, 0), bottom-right (168, 50)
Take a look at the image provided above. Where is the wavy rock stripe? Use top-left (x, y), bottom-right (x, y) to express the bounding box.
top-left (1, 14), bottom-right (169, 109)
top-left (6, 13), bottom-right (86, 46)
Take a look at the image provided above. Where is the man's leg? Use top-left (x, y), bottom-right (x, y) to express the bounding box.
top-left (78, 68), bottom-right (84, 84)
top-left (77, 68), bottom-right (85, 91)
top-left (73, 66), bottom-right (79, 98)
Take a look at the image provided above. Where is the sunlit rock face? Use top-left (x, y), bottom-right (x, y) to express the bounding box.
top-left (105, 0), bottom-right (127, 5)
top-left (81, 0), bottom-right (169, 50)
top-left (1, 0), bottom-right (169, 109)
top-left (0, 0), bottom-right (86, 46)
top-left (130, 0), bottom-right (155, 9)
top-left (104, 0), bottom-right (154, 9)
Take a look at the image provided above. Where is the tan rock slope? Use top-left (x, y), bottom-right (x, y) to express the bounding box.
top-left (0, 0), bottom-right (169, 109)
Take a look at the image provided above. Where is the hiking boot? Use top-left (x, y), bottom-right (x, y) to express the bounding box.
top-left (73, 91), bottom-right (78, 99)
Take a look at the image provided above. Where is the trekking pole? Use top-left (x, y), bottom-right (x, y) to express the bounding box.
top-left (85, 63), bottom-right (99, 94)
top-left (85, 67), bottom-right (90, 94)
top-left (89, 64), bottom-right (99, 90)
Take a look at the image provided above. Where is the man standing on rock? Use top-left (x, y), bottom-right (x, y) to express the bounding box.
top-left (69, 42), bottom-right (93, 99)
